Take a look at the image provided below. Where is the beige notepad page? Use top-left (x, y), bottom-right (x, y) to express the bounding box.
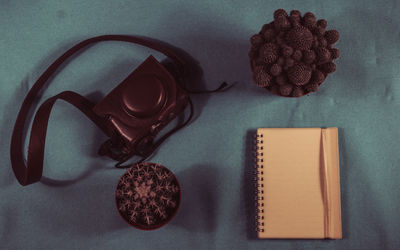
top-left (255, 128), bottom-right (342, 239)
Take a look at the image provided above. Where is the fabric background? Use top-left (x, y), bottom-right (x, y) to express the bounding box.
top-left (1, 0), bottom-right (399, 249)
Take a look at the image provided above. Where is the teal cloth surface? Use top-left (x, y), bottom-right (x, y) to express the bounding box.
top-left (1, 1), bottom-right (399, 249)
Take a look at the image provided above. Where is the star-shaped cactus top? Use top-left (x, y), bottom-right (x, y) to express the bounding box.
top-left (115, 162), bottom-right (180, 230)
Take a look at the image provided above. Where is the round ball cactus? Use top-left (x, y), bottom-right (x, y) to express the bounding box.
top-left (249, 9), bottom-right (340, 97)
top-left (115, 162), bottom-right (181, 230)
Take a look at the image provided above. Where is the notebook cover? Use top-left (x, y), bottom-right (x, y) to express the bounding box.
top-left (255, 127), bottom-right (342, 239)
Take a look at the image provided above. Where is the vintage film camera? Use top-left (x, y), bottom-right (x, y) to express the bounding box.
top-left (10, 35), bottom-right (198, 186)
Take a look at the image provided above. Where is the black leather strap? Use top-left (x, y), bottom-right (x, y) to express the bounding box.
top-left (10, 35), bottom-right (187, 186)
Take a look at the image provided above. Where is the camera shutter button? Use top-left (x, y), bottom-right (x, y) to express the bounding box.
top-left (150, 122), bottom-right (163, 135)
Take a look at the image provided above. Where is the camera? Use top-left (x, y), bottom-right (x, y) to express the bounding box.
top-left (10, 35), bottom-right (193, 185)
top-left (94, 55), bottom-right (189, 163)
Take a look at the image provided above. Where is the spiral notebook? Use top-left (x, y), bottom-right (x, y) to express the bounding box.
top-left (254, 128), bottom-right (342, 239)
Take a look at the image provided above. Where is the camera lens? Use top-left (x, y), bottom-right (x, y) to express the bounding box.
top-left (122, 74), bottom-right (166, 118)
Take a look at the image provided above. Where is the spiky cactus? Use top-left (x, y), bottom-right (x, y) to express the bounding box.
top-left (249, 9), bottom-right (340, 97)
top-left (115, 162), bottom-right (180, 230)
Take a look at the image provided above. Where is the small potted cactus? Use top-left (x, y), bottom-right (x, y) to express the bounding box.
top-left (249, 9), bottom-right (340, 97)
top-left (115, 162), bottom-right (181, 230)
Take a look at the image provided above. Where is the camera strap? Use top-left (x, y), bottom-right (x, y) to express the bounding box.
top-left (10, 35), bottom-right (216, 186)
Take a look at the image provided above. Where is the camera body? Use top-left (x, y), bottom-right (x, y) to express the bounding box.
top-left (93, 56), bottom-right (189, 161)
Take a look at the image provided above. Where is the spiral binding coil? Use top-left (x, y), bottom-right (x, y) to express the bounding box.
top-left (254, 132), bottom-right (265, 233)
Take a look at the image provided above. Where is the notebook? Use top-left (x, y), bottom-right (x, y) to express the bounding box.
top-left (254, 127), bottom-right (342, 239)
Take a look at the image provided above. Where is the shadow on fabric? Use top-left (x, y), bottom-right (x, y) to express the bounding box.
top-left (242, 130), bottom-right (258, 239)
top-left (172, 164), bottom-right (220, 232)
top-left (31, 167), bottom-right (128, 236)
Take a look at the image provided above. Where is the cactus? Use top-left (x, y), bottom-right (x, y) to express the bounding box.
top-left (115, 162), bottom-right (180, 229)
top-left (249, 9), bottom-right (340, 97)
